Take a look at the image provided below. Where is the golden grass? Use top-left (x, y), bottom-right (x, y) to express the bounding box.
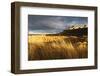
top-left (28, 35), bottom-right (88, 60)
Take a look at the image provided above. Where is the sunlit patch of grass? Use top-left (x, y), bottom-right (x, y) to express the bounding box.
top-left (28, 35), bottom-right (88, 60)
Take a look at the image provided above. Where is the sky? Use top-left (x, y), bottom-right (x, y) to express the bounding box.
top-left (28, 15), bottom-right (88, 34)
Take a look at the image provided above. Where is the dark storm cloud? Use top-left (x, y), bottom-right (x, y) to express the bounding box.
top-left (28, 15), bottom-right (88, 34)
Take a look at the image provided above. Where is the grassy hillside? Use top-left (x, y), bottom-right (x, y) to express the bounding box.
top-left (28, 27), bottom-right (88, 60)
top-left (59, 28), bottom-right (87, 36)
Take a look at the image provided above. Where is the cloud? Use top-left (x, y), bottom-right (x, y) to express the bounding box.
top-left (28, 15), bottom-right (88, 34)
top-left (28, 16), bottom-right (66, 30)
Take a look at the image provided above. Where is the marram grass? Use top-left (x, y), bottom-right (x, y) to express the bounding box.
top-left (28, 35), bottom-right (88, 60)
